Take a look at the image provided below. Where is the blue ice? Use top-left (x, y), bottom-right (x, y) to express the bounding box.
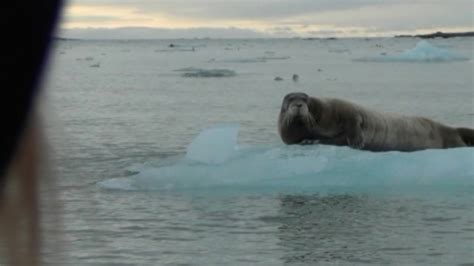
top-left (355, 40), bottom-right (469, 62)
top-left (98, 124), bottom-right (474, 192)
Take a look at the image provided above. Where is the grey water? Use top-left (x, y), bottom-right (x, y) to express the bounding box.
top-left (44, 38), bottom-right (474, 265)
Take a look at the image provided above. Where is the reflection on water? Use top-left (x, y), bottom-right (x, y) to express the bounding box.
top-left (265, 193), bottom-right (474, 265)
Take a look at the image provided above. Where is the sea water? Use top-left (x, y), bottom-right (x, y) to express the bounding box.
top-left (45, 38), bottom-right (473, 265)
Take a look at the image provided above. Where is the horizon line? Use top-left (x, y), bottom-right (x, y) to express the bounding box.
top-left (55, 30), bottom-right (474, 41)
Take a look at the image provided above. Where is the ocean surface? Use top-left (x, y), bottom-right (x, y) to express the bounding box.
top-left (44, 38), bottom-right (473, 265)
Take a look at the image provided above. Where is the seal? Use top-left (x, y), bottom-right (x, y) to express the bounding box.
top-left (278, 92), bottom-right (474, 151)
top-left (292, 74), bottom-right (299, 82)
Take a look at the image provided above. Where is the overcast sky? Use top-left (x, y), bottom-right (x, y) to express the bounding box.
top-left (60, 0), bottom-right (474, 39)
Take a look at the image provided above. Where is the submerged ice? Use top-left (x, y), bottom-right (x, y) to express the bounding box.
top-left (99, 124), bottom-right (474, 192)
top-left (355, 40), bottom-right (469, 62)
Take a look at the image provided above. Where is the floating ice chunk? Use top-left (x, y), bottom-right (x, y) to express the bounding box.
top-left (329, 48), bottom-right (351, 54)
top-left (183, 69), bottom-right (235, 78)
top-left (355, 40), bottom-right (469, 62)
top-left (257, 56), bottom-right (291, 61)
top-left (98, 124), bottom-right (474, 192)
top-left (174, 67), bottom-right (236, 77)
top-left (220, 58), bottom-right (267, 63)
top-left (75, 56), bottom-right (94, 61)
top-left (89, 62), bottom-right (100, 68)
top-left (173, 67), bottom-right (201, 72)
top-left (185, 123), bottom-right (239, 164)
top-left (155, 48), bottom-right (195, 52)
top-left (219, 55), bottom-right (290, 63)
top-left (155, 44), bottom-right (198, 52)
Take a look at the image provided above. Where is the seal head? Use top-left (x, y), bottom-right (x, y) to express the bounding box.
top-left (278, 92), bottom-right (318, 144)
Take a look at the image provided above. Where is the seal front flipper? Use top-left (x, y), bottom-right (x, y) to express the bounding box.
top-left (345, 114), bottom-right (365, 149)
top-left (457, 127), bottom-right (474, 146)
top-left (300, 139), bottom-right (320, 145)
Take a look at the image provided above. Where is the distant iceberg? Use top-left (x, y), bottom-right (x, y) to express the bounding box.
top-left (98, 124), bottom-right (474, 193)
top-left (355, 40), bottom-right (469, 62)
top-left (174, 67), bottom-right (236, 78)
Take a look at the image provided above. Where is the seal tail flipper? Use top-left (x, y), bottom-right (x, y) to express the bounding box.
top-left (457, 127), bottom-right (474, 146)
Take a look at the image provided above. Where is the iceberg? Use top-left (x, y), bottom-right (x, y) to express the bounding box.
top-left (355, 40), bottom-right (469, 62)
top-left (185, 123), bottom-right (239, 164)
top-left (98, 124), bottom-right (474, 192)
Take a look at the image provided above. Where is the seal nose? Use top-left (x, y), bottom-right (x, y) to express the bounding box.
top-left (295, 103), bottom-right (303, 108)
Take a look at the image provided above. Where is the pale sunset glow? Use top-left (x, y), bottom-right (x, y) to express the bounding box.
top-left (63, 4), bottom-right (203, 28)
top-left (60, 0), bottom-right (473, 39)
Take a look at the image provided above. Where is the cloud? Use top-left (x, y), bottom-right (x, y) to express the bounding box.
top-left (58, 27), bottom-right (270, 39)
top-left (304, 2), bottom-right (473, 31)
top-left (67, 0), bottom-right (473, 22)
top-left (62, 0), bottom-right (474, 37)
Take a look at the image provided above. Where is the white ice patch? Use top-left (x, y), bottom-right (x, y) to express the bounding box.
top-left (98, 124), bottom-right (474, 192)
top-left (185, 123), bottom-right (239, 164)
top-left (355, 40), bottom-right (469, 62)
